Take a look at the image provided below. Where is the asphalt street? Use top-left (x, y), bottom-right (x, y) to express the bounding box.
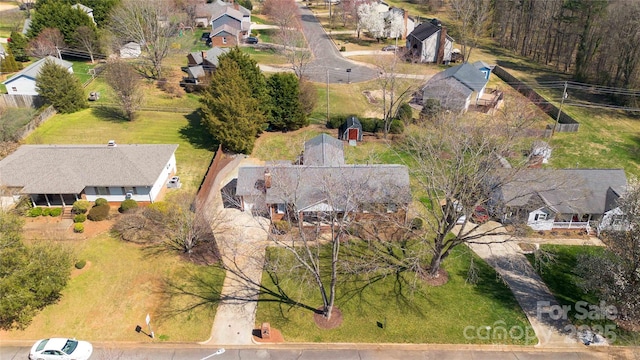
top-left (1, 344), bottom-right (632, 360)
top-left (297, 5), bottom-right (379, 83)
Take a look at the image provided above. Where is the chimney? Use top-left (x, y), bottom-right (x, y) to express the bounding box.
top-left (234, 2), bottom-right (239, 10)
top-left (201, 50), bottom-right (207, 60)
top-left (403, 10), bottom-right (408, 39)
top-left (264, 169), bottom-right (272, 189)
top-left (436, 26), bottom-right (447, 64)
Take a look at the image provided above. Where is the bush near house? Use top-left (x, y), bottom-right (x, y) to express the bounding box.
top-left (94, 198), bottom-right (108, 207)
top-left (49, 208), bottom-right (62, 216)
top-left (72, 200), bottom-right (91, 214)
top-left (87, 204), bottom-right (110, 221)
top-left (74, 214), bottom-right (87, 223)
top-left (74, 223), bottom-right (85, 233)
top-left (74, 259), bottom-right (86, 269)
top-left (118, 199), bottom-right (138, 213)
top-left (28, 207), bottom-right (43, 217)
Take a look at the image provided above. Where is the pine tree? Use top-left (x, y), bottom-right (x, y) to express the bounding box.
top-left (266, 73), bottom-right (307, 131)
top-left (200, 58), bottom-right (266, 154)
top-left (35, 59), bottom-right (87, 113)
top-left (8, 31), bottom-right (29, 62)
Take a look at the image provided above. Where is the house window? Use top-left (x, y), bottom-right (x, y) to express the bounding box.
top-left (11, 87), bottom-right (17, 92)
top-left (222, 37), bottom-right (227, 44)
top-left (276, 203), bottom-right (286, 214)
top-left (534, 213), bottom-right (547, 221)
top-left (612, 215), bottom-right (624, 226)
top-left (96, 187), bottom-right (110, 195)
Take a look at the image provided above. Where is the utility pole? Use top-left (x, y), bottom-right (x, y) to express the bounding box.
top-left (326, 68), bottom-right (330, 122)
top-left (552, 81), bottom-right (568, 137)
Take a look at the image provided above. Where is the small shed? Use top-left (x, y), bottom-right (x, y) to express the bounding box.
top-left (338, 116), bottom-right (363, 142)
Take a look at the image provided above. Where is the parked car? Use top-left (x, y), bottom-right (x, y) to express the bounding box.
top-left (472, 206), bottom-right (490, 223)
top-left (29, 338), bottom-right (93, 360)
top-left (246, 36), bottom-right (259, 44)
top-left (382, 45), bottom-right (398, 51)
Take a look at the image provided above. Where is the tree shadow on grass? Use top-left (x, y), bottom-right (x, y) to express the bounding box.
top-left (91, 106), bottom-right (129, 123)
top-left (180, 111), bottom-right (218, 150)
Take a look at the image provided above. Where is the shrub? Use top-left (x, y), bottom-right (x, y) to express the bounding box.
top-left (94, 198), bottom-right (108, 207)
top-left (411, 217), bottom-right (424, 230)
top-left (74, 223), bottom-right (85, 233)
top-left (396, 102), bottom-right (413, 124)
top-left (28, 207), bottom-right (42, 217)
top-left (72, 200), bottom-right (91, 214)
top-left (360, 117), bottom-right (381, 133)
top-left (119, 199), bottom-right (138, 213)
top-left (49, 208), bottom-right (62, 216)
top-left (73, 214), bottom-right (87, 223)
top-left (74, 259), bottom-right (86, 269)
top-left (272, 220), bottom-right (291, 234)
top-left (326, 115), bottom-right (344, 129)
top-left (340, 46), bottom-right (346, 52)
top-left (389, 119), bottom-right (404, 134)
top-left (42, 207), bottom-right (51, 216)
top-left (87, 204), bottom-right (110, 221)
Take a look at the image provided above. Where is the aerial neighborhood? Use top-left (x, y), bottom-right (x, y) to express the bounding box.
top-left (0, 0), bottom-right (639, 358)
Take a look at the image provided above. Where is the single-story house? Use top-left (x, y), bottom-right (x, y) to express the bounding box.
top-left (421, 62), bottom-right (489, 112)
top-left (235, 134), bottom-right (411, 224)
top-left (71, 3), bottom-right (96, 25)
top-left (119, 42), bottom-right (141, 59)
top-left (338, 116), bottom-right (363, 142)
top-left (2, 56), bottom-right (73, 96)
top-left (493, 169), bottom-right (628, 233)
top-left (0, 143), bottom-right (178, 207)
top-left (406, 19), bottom-right (453, 63)
top-left (185, 47), bottom-right (229, 82)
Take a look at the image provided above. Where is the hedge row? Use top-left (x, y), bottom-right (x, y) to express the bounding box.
top-left (326, 115), bottom-right (404, 134)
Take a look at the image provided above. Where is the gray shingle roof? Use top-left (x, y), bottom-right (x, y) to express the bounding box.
top-left (304, 133), bottom-right (344, 166)
top-left (211, 24), bottom-right (240, 37)
top-left (0, 144), bottom-right (178, 194)
top-left (433, 63), bottom-right (488, 93)
top-left (188, 47), bottom-right (229, 66)
top-left (500, 169), bottom-right (627, 214)
top-left (408, 21), bottom-right (440, 42)
top-left (2, 56), bottom-right (72, 85)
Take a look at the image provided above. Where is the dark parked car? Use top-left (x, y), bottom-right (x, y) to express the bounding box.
top-left (246, 36), bottom-right (259, 44)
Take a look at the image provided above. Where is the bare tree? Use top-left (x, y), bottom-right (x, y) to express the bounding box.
top-left (376, 57), bottom-right (420, 139)
top-left (104, 60), bottom-right (143, 121)
top-left (74, 26), bottom-right (100, 64)
top-left (399, 97), bottom-right (543, 278)
top-left (449, 0), bottom-right (491, 62)
top-left (109, 0), bottom-right (178, 79)
top-left (27, 28), bottom-right (64, 58)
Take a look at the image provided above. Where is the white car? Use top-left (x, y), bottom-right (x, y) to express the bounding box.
top-left (29, 338), bottom-right (93, 360)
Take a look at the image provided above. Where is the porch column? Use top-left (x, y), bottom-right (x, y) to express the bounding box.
top-left (30, 195), bottom-right (36, 208)
top-left (44, 194), bottom-right (51, 207)
top-left (60, 194), bottom-right (65, 207)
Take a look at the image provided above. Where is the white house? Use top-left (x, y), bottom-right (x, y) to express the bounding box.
top-left (2, 56), bottom-right (73, 96)
top-left (406, 19), bottom-right (453, 63)
top-left (0, 143), bottom-right (179, 207)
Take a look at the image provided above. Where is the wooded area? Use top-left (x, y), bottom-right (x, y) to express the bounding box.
top-left (491, 0), bottom-right (640, 106)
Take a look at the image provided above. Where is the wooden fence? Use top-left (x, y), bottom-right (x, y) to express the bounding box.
top-left (194, 145), bottom-right (235, 211)
top-left (0, 94), bottom-right (45, 109)
top-left (493, 65), bottom-right (579, 134)
top-left (15, 105), bottom-right (57, 140)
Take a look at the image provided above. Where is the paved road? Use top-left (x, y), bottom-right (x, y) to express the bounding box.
top-left (2, 344), bottom-right (633, 360)
top-left (298, 5), bottom-right (378, 83)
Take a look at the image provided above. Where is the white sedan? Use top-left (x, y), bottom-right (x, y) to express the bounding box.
top-left (29, 338), bottom-right (93, 360)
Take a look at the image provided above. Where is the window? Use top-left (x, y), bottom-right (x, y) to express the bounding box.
top-left (534, 213), bottom-right (547, 221)
top-left (276, 203), bottom-right (286, 214)
top-left (96, 187), bottom-right (110, 195)
top-left (11, 87), bottom-right (17, 92)
top-left (222, 37), bottom-right (227, 44)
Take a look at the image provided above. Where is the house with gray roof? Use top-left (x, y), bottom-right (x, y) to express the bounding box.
top-left (406, 19), bottom-right (453, 63)
top-left (0, 143), bottom-right (178, 207)
top-left (185, 47), bottom-right (229, 83)
top-left (421, 62), bottom-right (489, 112)
top-left (208, 4), bottom-right (251, 46)
top-left (494, 169), bottom-right (628, 232)
top-left (195, 0), bottom-right (250, 28)
top-left (71, 3), bottom-right (96, 25)
top-left (2, 56), bottom-right (73, 96)
top-left (235, 134), bottom-right (411, 224)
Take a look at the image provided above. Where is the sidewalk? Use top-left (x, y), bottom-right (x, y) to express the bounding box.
top-left (465, 222), bottom-right (583, 348)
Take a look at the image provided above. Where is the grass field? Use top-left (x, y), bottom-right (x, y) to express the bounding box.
top-left (24, 108), bottom-right (215, 191)
top-left (525, 245), bottom-right (640, 345)
top-left (0, 6), bottom-right (22, 38)
top-left (0, 234), bottom-right (224, 342)
top-left (256, 245), bottom-right (534, 344)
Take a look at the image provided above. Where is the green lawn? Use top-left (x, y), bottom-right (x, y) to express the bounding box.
top-left (0, 6), bottom-right (23, 38)
top-left (526, 245), bottom-right (640, 345)
top-left (25, 108), bottom-right (215, 191)
top-left (1, 234), bottom-right (223, 342)
top-left (256, 245), bottom-right (534, 344)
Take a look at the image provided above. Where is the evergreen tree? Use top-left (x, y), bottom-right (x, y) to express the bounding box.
top-left (200, 58), bottom-right (265, 154)
top-left (0, 51), bottom-right (19, 73)
top-left (28, 1), bottom-right (95, 44)
top-left (36, 59), bottom-right (87, 113)
top-left (266, 73), bottom-right (307, 131)
top-left (8, 32), bottom-right (29, 62)
top-left (219, 47), bottom-right (269, 122)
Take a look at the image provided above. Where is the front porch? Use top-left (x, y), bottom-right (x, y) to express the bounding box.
top-left (30, 193), bottom-right (80, 207)
top-left (469, 88), bottom-right (504, 114)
